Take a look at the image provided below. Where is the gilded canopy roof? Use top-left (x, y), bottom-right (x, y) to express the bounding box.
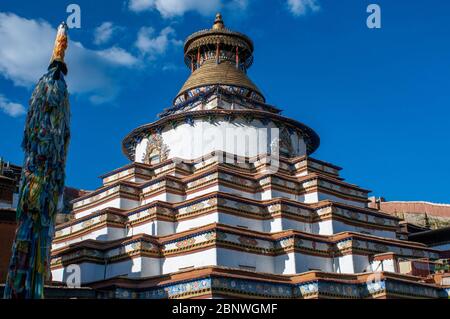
top-left (175, 59), bottom-right (264, 102)
top-left (184, 13), bottom-right (254, 55)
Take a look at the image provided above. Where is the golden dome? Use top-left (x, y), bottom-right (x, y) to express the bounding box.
top-left (176, 59), bottom-right (263, 101)
top-left (212, 13), bottom-right (225, 30)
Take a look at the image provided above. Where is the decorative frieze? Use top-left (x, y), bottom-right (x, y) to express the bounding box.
top-left (51, 223), bottom-right (438, 271)
top-left (57, 191), bottom-right (402, 248)
top-left (94, 270), bottom-right (449, 299)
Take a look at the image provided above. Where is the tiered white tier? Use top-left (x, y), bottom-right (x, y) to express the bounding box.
top-left (50, 152), bottom-right (439, 285)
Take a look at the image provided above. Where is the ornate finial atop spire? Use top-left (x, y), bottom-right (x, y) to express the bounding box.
top-left (213, 13), bottom-right (224, 30)
top-left (50, 22), bottom-right (69, 64)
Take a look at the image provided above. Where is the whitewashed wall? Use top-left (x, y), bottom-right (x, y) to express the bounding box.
top-left (52, 227), bottom-right (125, 250)
top-left (332, 220), bottom-right (396, 239)
top-left (129, 220), bottom-right (174, 236)
top-left (216, 248), bottom-right (275, 273)
top-left (74, 198), bottom-right (139, 219)
top-left (275, 253), bottom-right (296, 274)
top-left (161, 249), bottom-right (217, 273)
top-left (135, 118), bottom-right (307, 163)
top-left (371, 258), bottom-right (397, 272)
top-left (294, 253), bottom-right (332, 273)
top-left (52, 262), bottom-right (104, 284)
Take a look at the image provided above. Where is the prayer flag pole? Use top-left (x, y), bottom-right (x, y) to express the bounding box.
top-left (4, 22), bottom-right (71, 299)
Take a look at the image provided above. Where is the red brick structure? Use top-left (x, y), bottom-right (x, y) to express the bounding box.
top-left (370, 199), bottom-right (450, 218)
top-left (0, 176), bottom-right (15, 206)
top-left (369, 197), bottom-right (450, 230)
top-left (0, 209), bottom-right (16, 282)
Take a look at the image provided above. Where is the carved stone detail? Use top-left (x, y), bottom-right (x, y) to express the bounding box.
top-left (142, 133), bottom-right (169, 165)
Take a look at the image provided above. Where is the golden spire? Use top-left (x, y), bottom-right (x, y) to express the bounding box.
top-left (212, 13), bottom-right (225, 30)
top-left (50, 22), bottom-right (69, 64)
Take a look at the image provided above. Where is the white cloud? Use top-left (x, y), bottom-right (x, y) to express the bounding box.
top-left (229, 0), bottom-right (249, 10)
top-left (136, 26), bottom-right (181, 58)
top-left (93, 22), bottom-right (116, 45)
top-left (96, 47), bottom-right (139, 66)
top-left (0, 12), bottom-right (52, 87)
top-left (128, 0), bottom-right (154, 12)
top-left (0, 94), bottom-right (26, 117)
top-left (287, 0), bottom-right (320, 16)
top-left (128, 0), bottom-right (319, 19)
top-left (128, 0), bottom-right (221, 18)
top-left (0, 12), bottom-right (139, 104)
top-left (162, 62), bottom-right (180, 72)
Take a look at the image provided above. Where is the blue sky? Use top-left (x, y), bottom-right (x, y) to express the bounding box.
top-left (0, 0), bottom-right (449, 203)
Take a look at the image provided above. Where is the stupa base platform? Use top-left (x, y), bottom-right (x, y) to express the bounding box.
top-left (85, 266), bottom-right (450, 299)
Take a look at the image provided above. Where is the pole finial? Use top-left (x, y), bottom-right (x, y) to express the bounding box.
top-left (50, 22), bottom-right (69, 64)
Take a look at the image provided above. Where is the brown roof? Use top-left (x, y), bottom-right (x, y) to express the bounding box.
top-left (176, 60), bottom-right (263, 101)
top-left (183, 13), bottom-right (254, 69)
top-left (408, 226), bottom-right (450, 246)
top-left (63, 186), bottom-right (89, 200)
top-left (184, 14), bottom-right (254, 52)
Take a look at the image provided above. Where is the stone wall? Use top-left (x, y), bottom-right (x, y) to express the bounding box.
top-left (369, 197), bottom-right (450, 229)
